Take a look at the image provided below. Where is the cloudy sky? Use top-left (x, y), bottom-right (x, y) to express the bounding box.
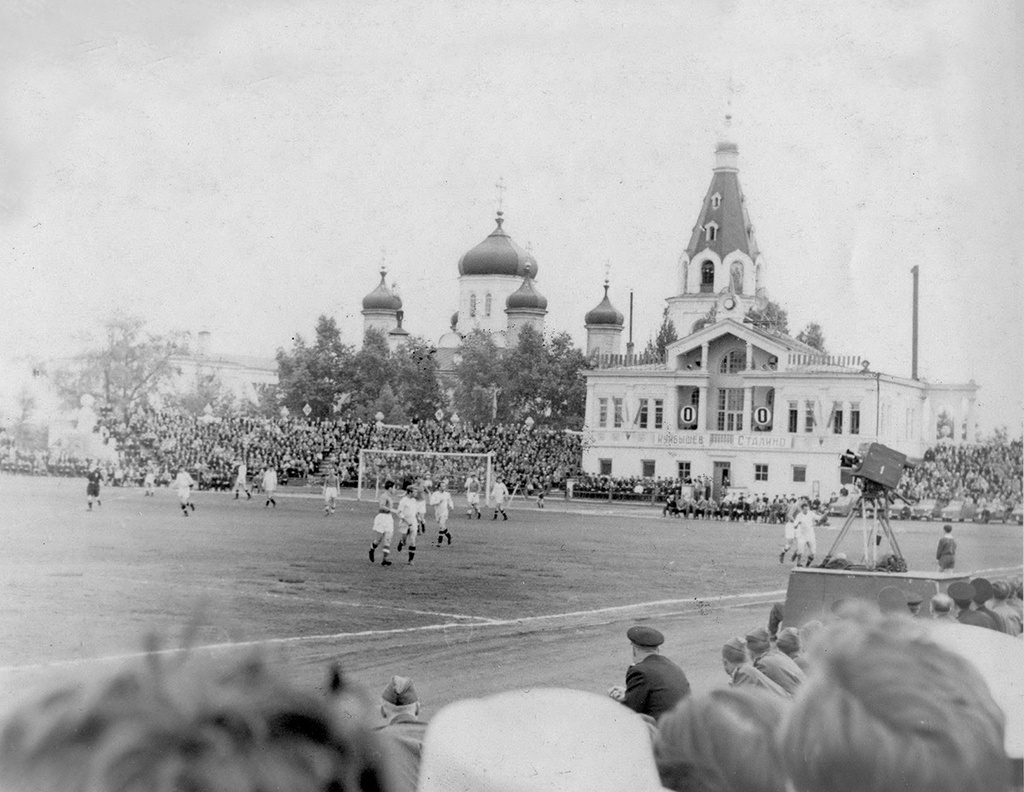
top-left (1, 0), bottom-right (1021, 431)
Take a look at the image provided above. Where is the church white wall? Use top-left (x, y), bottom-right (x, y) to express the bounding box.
top-left (458, 274), bottom-right (523, 335)
top-left (586, 326), bottom-right (623, 357)
top-left (363, 311), bottom-right (397, 337)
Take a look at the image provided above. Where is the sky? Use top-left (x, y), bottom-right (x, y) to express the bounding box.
top-left (1, 0), bottom-right (1021, 432)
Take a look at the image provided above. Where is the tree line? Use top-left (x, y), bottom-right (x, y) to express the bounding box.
top-left (34, 300), bottom-right (826, 434)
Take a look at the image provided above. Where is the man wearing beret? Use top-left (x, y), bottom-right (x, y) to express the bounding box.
top-left (947, 582), bottom-right (999, 630)
top-left (608, 626), bottom-right (691, 721)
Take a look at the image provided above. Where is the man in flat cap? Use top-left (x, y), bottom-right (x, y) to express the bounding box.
top-left (947, 582), bottom-right (999, 630)
top-left (608, 625), bottom-right (690, 721)
top-left (376, 675), bottom-right (428, 792)
top-left (905, 591), bottom-right (924, 617)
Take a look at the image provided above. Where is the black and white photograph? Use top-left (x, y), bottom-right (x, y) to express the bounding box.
top-left (0, 1), bottom-right (1021, 790)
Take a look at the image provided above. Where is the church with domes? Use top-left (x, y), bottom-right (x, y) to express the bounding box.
top-left (361, 207), bottom-right (548, 367)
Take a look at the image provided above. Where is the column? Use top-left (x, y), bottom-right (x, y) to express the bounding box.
top-left (698, 385), bottom-right (708, 431)
top-left (701, 341), bottom-right (710, 370)
top-left (745, 341), bottom-right (754, 371)
top-left (744, 385), bottom-right (754, 432)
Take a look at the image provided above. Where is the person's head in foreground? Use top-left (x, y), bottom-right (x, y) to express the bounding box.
top-left (654, 687), bottom-right (787, 792)
top-left (417, 687), bottom-right (666, 792)
top-left (0, 643), bottom-right (394, 792)
top-left (379, 675), bottom-right (420, 722)
top-left (780, 606), bottom-right (1011, 792)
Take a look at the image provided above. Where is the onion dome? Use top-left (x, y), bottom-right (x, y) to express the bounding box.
top-left (458, 212), bottom-right (537, 277)
top-left (506, 277), bottom-right (547, 311)
top-left (585, 282), bottom-right (624, 326)
top-left (585, 282), bottom-right (622, 325)
top-left (362, 268), bottom-right (402, 311)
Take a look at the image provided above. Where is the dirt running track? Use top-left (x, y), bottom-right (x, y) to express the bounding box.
top-left (1, 475), bottom-right (1020, 722)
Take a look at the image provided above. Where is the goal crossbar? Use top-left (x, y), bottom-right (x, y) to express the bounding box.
top-left (357, 448), bottom-right (494, 504)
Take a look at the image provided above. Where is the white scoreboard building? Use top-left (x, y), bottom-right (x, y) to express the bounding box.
top-left (581, 133), bottom-right (977, 499)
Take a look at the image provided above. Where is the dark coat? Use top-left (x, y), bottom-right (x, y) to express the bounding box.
top-left (622, 653), bottom-right (691, 721)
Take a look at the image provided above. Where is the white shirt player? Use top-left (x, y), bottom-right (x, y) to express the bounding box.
top-left (397, 493), bottom-right (418, 533)
top-left (491, 479), bottom-right (509, 506)
top-left (432, 487), bottom-right (454, 519)
top-left (262, 468), bottom-right (278, 493)
top-left (174, 470), bottom-right (195, 502)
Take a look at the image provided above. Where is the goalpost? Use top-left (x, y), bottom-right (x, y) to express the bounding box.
top-left (357, 449), bottom-right (494, 505)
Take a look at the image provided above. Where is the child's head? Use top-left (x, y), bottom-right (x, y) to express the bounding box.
top-left (943, 524), bottom-right (953, 534)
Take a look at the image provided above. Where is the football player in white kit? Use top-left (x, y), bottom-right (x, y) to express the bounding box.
top-left (174, 468), bottom-right (196, 516)
top-left (395, 485), bottom-right (419, 564)
top-left (233, 461), bottom-right (251, 500)
top-left (261, 466), bottom-right (278, 508)
top-left (431, 479), bottom-right (455, 546)
top-left (369, 481), bottom-right (396, 567)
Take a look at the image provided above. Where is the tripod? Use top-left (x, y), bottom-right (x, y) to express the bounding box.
top-left (821, 481), bottom-right (907, 572)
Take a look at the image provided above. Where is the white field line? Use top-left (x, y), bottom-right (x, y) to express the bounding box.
top-left (0, 588), bottom-right (785, 674)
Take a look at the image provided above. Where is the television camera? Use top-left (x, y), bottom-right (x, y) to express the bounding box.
top-left (823, 443), bottom-right (912, 571)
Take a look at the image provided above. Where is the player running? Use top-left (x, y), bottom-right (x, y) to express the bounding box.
top-left (395, 486), bottom-right (419, 564)
top-left (369, 480), bottom-right (396, 567)
top-left (431, 479), bottom-right (455, 546)
top-left (323, 466), bottom-right (340, 515)
top-left (792, 501), bottom-right (820, 567)
top-left (465, 472), bottom-right (482, 519)
top-left (174, 467), bottom-right (196, 516)
top-left (143, 467), bottom-right (156, 497)
top-left (778, 497), bottom-right (802, 563)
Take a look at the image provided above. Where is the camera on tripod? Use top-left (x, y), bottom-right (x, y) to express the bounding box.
top-left (838, 443), bottom-right (907, 490)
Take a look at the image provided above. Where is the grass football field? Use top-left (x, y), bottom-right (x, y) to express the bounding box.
top-left (1, 475), bottom-right (1020, 718)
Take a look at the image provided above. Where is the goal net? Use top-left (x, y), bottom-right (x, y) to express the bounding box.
top-left (357, 449), bottom-right (494, 504)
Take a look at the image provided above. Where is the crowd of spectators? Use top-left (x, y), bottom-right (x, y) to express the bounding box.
top-left (1, 409), bottom-right (584, 494)
top-left (4, 414), bottom-right (1022, 516)
top-left (3, 585), bottom-right (1020, 792)
top-left (899, 439), bottom-right (1023, 505)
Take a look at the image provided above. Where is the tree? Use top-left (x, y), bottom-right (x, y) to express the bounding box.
top-left (744, 300), bottom-right (789, 335)
top-left (796, 322), bottom-right (827, 354)
top-left (275, 315), bottom-right (356, 419)
top-left (167, 366), bottom-right (236, 416)
top-left (643, 308), bottom-right (678, 360)
top-left (541, 332), bottom-right (590, 430)
top-left (50, 312), bottom-right (186, 422)
top-left (504, 325), bottom-right (551, 421)
top-left (452, 330), bottom-right (506, 426)
top-left (391, 337), bottom-right (444, 422)
top-left (350, 329), bottom-right (394, 420)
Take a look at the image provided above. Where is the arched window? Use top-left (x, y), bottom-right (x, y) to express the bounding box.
top-left (700, 262), bottom-right (714, 293)
top-left (469, 293), bottom-right (477, 317)
top-left (711, 193), bottom-right (722, 209)
top-left (720, 350), bottom-right (746, 374)
top-left (485, 293), bottom-right (492, 316)
top-left (705, 224), bottom-right (718, 242)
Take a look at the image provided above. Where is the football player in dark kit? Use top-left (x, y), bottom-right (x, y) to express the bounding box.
top-left (86, 465), bottom-right (103, 511)
top-left (608, 625), bottom-right (691, 721)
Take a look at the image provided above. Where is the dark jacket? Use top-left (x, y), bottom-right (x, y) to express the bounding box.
top-left (623, 653), bottom-right (691, 721)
